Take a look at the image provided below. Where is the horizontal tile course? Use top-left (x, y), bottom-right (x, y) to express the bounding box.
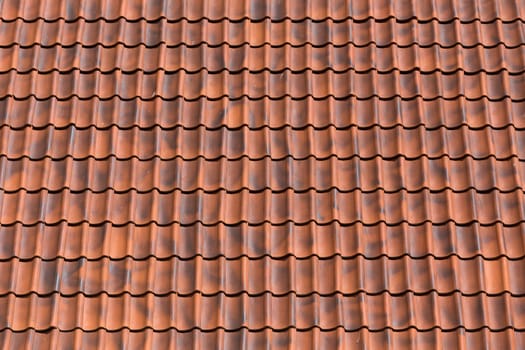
top-left (1, 44), bottom-right (523, 73)
top-left (1, 156), bottom-right (523, 193)
top-left (0, 0), bottom-right (523, 22)
top-left (0, 125), bottom-right (523, 160)
top-left (0, 292), bottom-right (523, 331)
top-left (2, 328), bottom-right (524, 350)
top-left (0, 255), bottom-right (523, 296)
top-left (1, 221), bottom-right (523, 261)
top-left (0, 18), bottom-right (523, 48)
top-left (1, 70), bottom-right (523, 100)
top-left (1, 96), bottom-right (523, 129)
top-left (0, 188), bottom-right (523, 225)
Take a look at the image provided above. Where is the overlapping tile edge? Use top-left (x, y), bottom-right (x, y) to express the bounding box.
top-left (0, 0), bottom-right (524, 349)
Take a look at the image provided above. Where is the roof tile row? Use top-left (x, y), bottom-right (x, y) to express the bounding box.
top-left (1, 255), bottom-right (523, 296)
top-left (1, 292), bottom-right (523, 331)
top-left (2, 44), bottom-right (524, 73)
top-left (1, 188), bottom-right (523, 225)
top-left (2, 156), bottom-right (523, 192)
top-left (1, 328), bottom-right (523, 350)
top-left (1, 96), bottom-right (523, 129)
top-left (2, 70), bottom-right (523, 100)
top-left (1, 0), bottom-right (522, 22)
top-left (1, 18), bottom-right (523, 48)
top-left (1, 125), bottom-right (523, 160)
top-left (1, 222), bottom-right (523, 261)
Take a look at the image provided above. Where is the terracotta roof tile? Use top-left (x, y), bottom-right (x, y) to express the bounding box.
top-left (1, 70), bottom-right (522, 100)
top-left (1, 97), bottom-right (523, 129)
top-left (3, 44), bottom-right (524, 74)
top-left (1, 255), bottom-right (524, 296)
top-left (2, 328), bottom-right (525, 350)
top-left (1, 188), bottom-right (524, 225)
top-left (1, 125), bottom-right (524, 160)
top-left (1, 292), bottom-right (524, 332)
top-left (0, 0), bottom-right (523, 22)
top-left (1, 328), bottom-right (524, 350)
top-left (1, 156), bottom-right (523, 192)
top-left (1, 221), bottom-right (524, 261)
top-left (0, 18), bottom-right (523, 48)
top-left (0, 0), bottom-right (524, 348)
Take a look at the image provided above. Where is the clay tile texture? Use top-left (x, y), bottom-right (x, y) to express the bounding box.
top-left (0, 0), bottom-right (524, 349)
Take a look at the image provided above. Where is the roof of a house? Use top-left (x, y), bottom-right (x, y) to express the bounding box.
top-left (0, 0), bottom-right (524, 349)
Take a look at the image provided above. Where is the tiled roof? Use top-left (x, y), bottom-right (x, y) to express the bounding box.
top-left (0, 0), bottom-right (524, 349)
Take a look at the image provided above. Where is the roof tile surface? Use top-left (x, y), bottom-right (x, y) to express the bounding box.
top-left (0, 0), bottom-right (524, 349)
top-left (0, 0), bottom-right (523, 21)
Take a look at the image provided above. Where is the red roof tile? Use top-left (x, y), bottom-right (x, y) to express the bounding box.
top-left (2, 327), bottom-right (524, 350)
top-left (1, 97), bottom-right (524, 129)
top-left (1, 255), bottom-right (524, 296)
top-left (2, 44), bottom-right (524, 74)
top-left (0, 0), bottom-right (524, 348)
top-left (1, 156), bottom-right (523, 192)
top-left (1, 221), bottom-right (524, 260)
top-left (1, 69), bottom-right (523, 100)
top-left (0, 0), bottom-right (523, 22)
top-left (1, 292), bottom-right (524, 332)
